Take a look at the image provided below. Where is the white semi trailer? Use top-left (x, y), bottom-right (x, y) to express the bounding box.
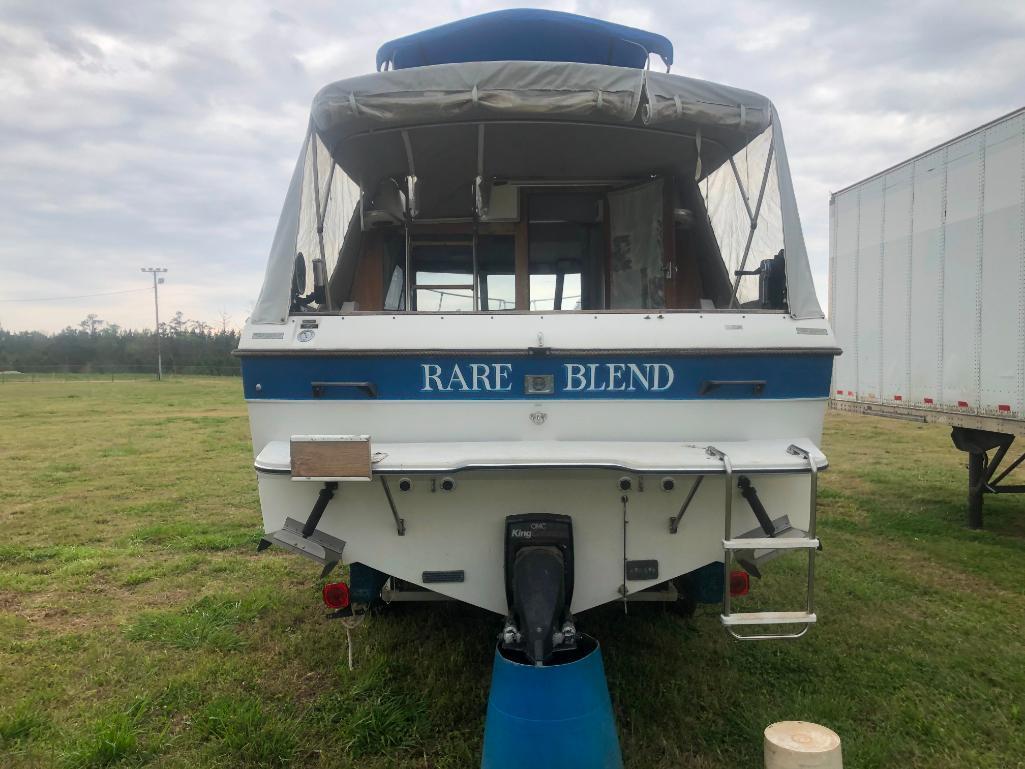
top-left (830, 107), bottom-right (1025, 528)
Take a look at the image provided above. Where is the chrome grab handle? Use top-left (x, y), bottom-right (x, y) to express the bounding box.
top-left (699, 379), bottom-right (766, 396)
top-left (706, 446), bottom-right (735, 618)
top-left (311, 381), bottom-right (378, 398)
top-left (787, 444), bottom-right (817, 619)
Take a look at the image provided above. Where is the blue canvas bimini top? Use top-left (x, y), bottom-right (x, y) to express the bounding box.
top-left (375, 8), bottom-right (673, 71)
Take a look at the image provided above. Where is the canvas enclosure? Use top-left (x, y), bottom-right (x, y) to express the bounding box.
top-left (252, 61), bottom-right (822, 323)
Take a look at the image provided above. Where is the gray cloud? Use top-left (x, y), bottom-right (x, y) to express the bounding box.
top-left (1, 0), bottom-right (1022, 330)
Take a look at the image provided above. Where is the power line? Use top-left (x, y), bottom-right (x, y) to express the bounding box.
top-left (0, 287), bottom-right (155, 303)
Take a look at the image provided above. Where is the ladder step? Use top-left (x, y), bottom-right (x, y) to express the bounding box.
top-left (724, 537), bottom-right (819, 550)
top-left (721, 611), bottom-right (817, 626)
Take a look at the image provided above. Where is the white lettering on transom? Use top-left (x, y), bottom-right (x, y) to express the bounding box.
top-left (420, 363), bottom-right (514, 392)
top-left (562, 362), bottom-right (674, 393)
top-left (421, 362), bottom-right (675, 393)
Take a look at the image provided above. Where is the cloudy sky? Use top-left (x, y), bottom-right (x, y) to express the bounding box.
top-left (1, 0), bottom-right (1023, 332)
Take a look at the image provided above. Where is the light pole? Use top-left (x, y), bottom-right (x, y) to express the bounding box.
top-left (141, 267), bottom-right (167, 379)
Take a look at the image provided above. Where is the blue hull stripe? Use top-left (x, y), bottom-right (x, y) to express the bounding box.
top-left (241, 353), bottom-right (833, 401)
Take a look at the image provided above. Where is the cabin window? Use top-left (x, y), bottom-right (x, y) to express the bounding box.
top-left (478, 236), bottom-right (517, 310)
top-left (329, 177), bottom-right (746, 313)
top-left (259, 116), bottom-right (816, 324)
top-left (700, 125), bottom-right (787, 310)
top-left (404, 234), bottom-right (516, 311)
top-left (292, 134), bottom-right (361, 312)
top-left (383, 263), bottom-right (404, 311)
top-left (527, 193), bottom-right (604, 311)
top-left (332, 176), bottom-right (773, 314)
top-left (528, 223), bottom-right (591, 310)
top-left (411, 238), bottom-right (474, 311)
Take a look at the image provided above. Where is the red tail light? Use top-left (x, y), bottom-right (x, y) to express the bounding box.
top-left (322, 581), bottom-right (350, 609)
top-left (729, 570), bottom-right (750, 597)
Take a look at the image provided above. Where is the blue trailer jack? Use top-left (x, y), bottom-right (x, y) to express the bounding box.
top-left (482, 514), bottom-right (623, 768)
top-left (481, 636), bottom-right (623, 769)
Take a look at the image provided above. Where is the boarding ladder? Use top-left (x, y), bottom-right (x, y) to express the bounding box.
top-left (708, 444), bottom-right (819, 641)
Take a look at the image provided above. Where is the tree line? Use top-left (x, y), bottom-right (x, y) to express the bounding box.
top-left (0, 312), bottom-right (241, 374)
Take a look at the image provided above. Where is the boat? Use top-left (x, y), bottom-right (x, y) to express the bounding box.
top-left (238, 6), bottom-right (834, 694)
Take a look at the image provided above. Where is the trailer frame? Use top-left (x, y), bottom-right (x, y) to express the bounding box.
top-left (831, 400), bottom-right (1025, 527)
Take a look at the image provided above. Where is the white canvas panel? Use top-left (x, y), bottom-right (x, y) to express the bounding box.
top-left (313, 61), bottom-right (646, 138)
top-left (608, 179), bottom-right (665, 308)
top-left (251, 129), bottom-right (311, 325)
top-left (702, 126), bottom-right (783, 307)
top-left (252, 61), bottom-right (823, 323)
top-left (294, 134), bottom-right (323, 293)
top-left (642, 70), bottom-right (770, 133)
top-left (770, 105), bottom-right (822, 319)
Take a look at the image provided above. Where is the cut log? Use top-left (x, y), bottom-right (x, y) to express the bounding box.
top-left (764, 721), bottom-right (842, 769)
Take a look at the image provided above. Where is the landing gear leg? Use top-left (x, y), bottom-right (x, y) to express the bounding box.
top-left (967, 451), bottom-right (985, 530)
top-left (951, 427), bottom-right (1025, 530)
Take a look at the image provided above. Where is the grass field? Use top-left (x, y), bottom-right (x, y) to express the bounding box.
top-left (1, 378), bottom-right (1024, 768)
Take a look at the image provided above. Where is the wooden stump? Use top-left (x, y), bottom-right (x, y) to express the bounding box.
top-left (764, 721), bottom-right (842, 769)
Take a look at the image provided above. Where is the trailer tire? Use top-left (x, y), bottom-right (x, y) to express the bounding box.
top-left (669, 577), bottom-right (697, 619)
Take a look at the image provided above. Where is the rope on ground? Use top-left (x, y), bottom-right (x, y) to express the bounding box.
top-left (340, 612), bottom-right (366, 671)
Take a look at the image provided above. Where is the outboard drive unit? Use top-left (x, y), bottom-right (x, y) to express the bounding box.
top-left (501, 514), bottom-right (576, 665)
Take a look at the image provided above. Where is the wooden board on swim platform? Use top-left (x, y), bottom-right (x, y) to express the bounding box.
top-left (290, 435), bottom-right (373, 481)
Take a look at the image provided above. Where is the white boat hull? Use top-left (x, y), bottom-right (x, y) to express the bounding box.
top-left (255, 464), bottom-right (815, 614)
top-left (241, 313), bottom-right (834, 614)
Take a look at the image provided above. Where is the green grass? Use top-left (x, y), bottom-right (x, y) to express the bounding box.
top-left (194, 696), bottom-right (297, 766)
top-left (62, 710), bottom-right (141, 769)
top-left (1, 378), bottom-right (1024, 767)
top-left (125, 593), bottom-right (275, 651)
top-left (0, 705), bottom-right (47, 746)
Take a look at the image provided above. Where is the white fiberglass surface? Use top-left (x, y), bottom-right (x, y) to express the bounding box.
top-left (257, 467), bottom-right (814, 613)
top-left (254, 437), bottom-right (827, 474)
top-left (240, 311), bottom-right (835, 353)
top-left (246, 399), bottom-right (827, 457)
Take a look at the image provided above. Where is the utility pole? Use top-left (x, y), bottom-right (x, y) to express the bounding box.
top-left (141, 267), bottom-right (167, 379)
